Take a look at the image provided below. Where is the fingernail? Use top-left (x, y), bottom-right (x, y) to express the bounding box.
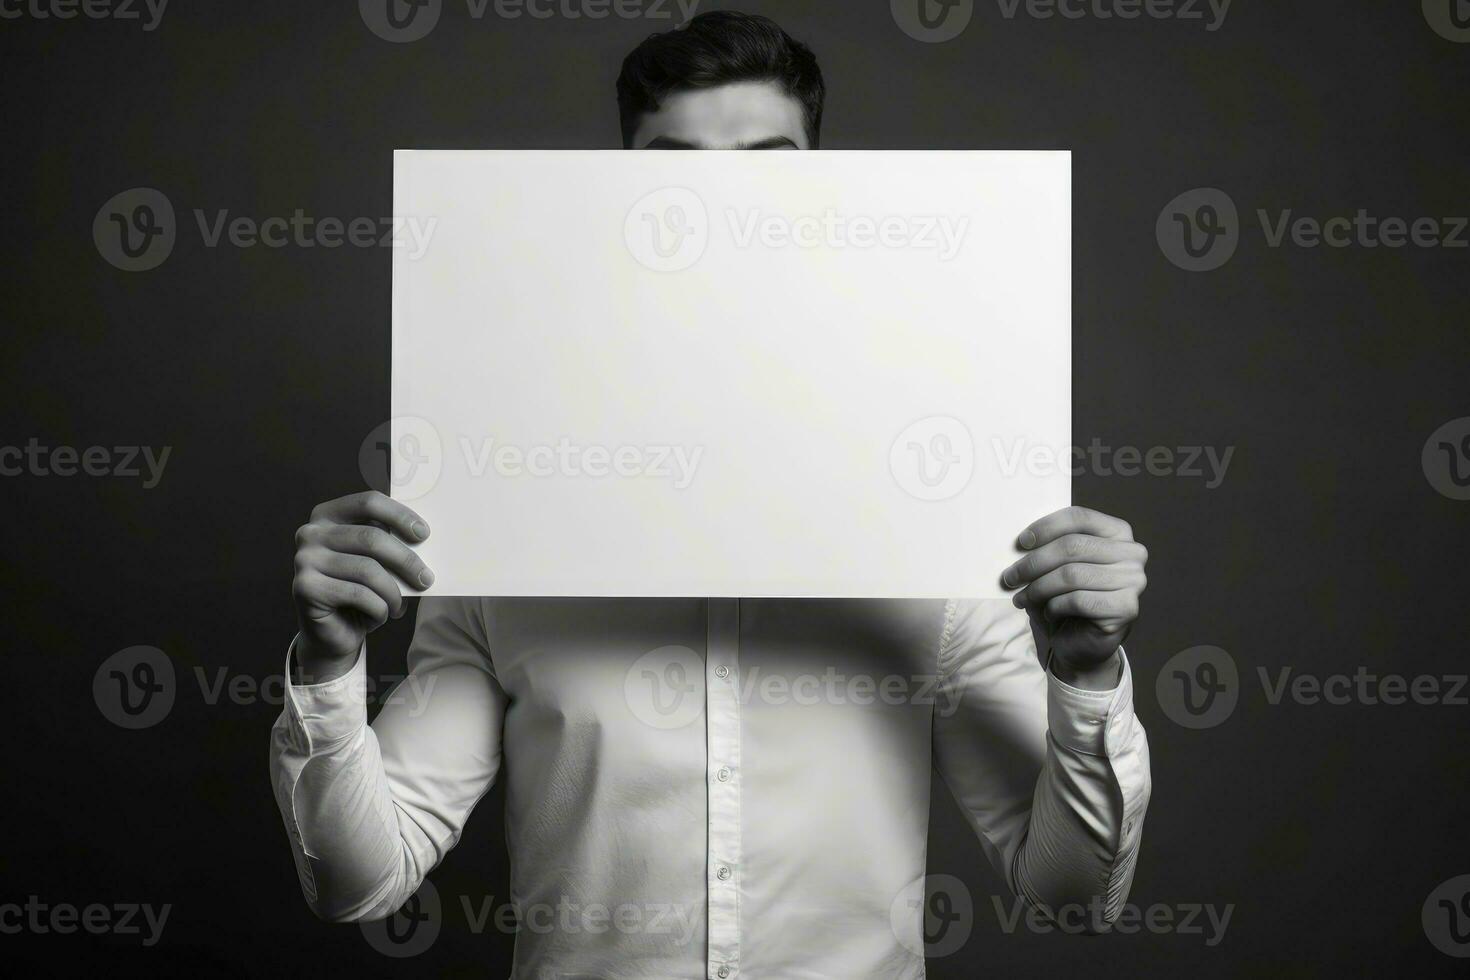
top-left (1018, 530), bottom-right (1036, 549)
top-left (1011, 590), bottom-right (1024, 608)
top-left (1001, 568), bottom-right (1017, 588)
top-left (419, 568), bottom-right (436, 588)
top-left (411, 521), bottom-right (430, 540)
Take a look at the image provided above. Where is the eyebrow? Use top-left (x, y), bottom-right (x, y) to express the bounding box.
top-left (641, 136), bottom-right (799, 150)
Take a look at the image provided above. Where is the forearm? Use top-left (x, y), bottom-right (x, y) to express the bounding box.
top-left (1011, 660), bottom-right (1152, 927)
top-left (270, 642), bottom-right (422, 922)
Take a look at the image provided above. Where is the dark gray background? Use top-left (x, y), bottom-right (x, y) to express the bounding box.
top-left (2, 0), bottom-right (1467, 976)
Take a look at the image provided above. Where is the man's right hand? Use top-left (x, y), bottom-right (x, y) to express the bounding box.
top-left (291, 491), bottom-right (435, 682)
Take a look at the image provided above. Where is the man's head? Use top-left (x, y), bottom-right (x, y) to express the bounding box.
top-left (616, 11), bottom-right (825, 150)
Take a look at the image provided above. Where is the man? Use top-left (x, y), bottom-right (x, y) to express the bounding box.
top-left (271, 11), bottom-right (1151, 978)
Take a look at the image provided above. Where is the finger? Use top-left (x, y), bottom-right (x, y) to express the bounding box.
top-left (1002, 535), bottom-right (1146, 587)
top-left (1018, 506), bottom-right (1132, 549)
top-left (310, 491), bottom-right (429, 543)
top-left (320, 524), bottom-right (435, 589)
top-left (292, 569), bottom-right (392, 627)
top-left (316, 552), bottom-right (407, 619)
top-left (1012, 563), bottom-right (1144, 608)
top-left (1043, 589), bottom-right (1139, 623)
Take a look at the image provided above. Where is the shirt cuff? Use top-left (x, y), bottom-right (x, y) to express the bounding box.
top-left (281, 635), bottom-right (368, 753)
top-left (1046, 649), bottom-right (1136, 757)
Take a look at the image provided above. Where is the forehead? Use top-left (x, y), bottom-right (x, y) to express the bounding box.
top-left (631, 80), bottom-right (809, 149)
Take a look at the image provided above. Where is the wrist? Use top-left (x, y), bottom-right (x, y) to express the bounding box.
top-left (1049, 648), bottom-right (1123, 691)
top-left (293, 634), bottom-right (360, 685)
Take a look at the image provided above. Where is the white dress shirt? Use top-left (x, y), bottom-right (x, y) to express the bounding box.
top-left (270, 597), bottom-right (1151, 978)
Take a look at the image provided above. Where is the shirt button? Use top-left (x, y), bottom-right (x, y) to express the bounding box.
top-left (714, 664), bottom-right (730, 679)
top-left (717, 967), bottom-right (730, 978)
top-left (717, 866), bottom-right (732, 881)
top-left (717, 767), bottom-right (731, 782)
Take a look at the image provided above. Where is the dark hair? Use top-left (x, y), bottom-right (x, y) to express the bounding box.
top-left (616, 10), bottom-right (825, 148)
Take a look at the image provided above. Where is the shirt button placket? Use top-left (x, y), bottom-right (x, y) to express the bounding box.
top-left (705, 599), bottom-right (742, 980)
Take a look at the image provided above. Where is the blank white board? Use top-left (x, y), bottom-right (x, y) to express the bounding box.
top-left (391, 150), bottom-right (1070, 597)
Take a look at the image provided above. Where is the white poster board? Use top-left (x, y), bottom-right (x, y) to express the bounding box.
top-left (390, 150), bottom-right (1069, 597)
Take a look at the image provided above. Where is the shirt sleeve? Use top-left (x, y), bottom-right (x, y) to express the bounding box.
top-left (268, 596), bottom-right (507, 922)
top-left (931, 597), bottom-right (1151, 928)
